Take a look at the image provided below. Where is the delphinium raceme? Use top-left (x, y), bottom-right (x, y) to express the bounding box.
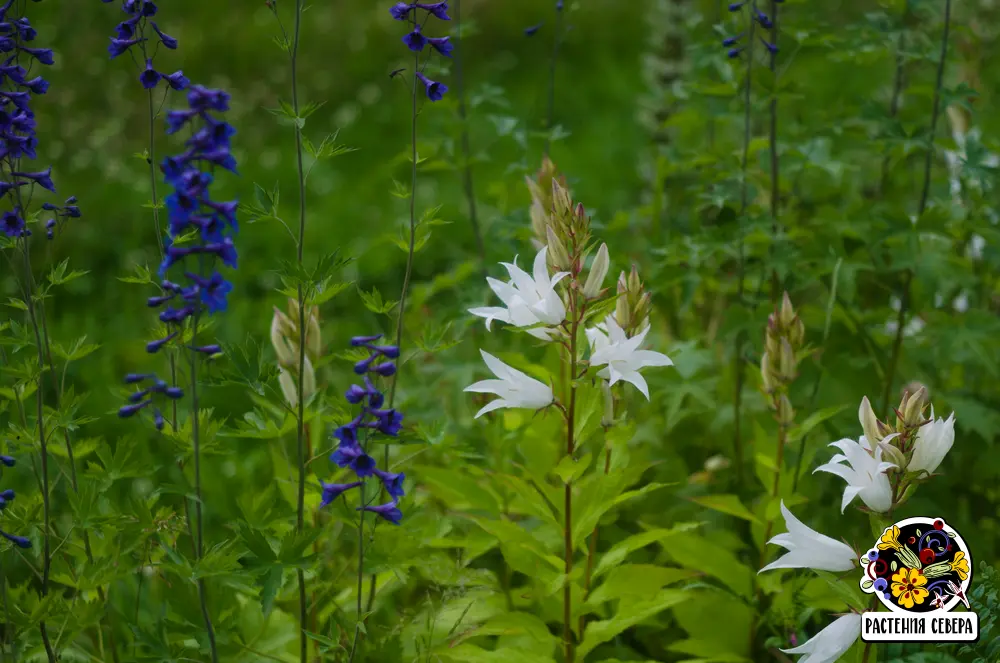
top-left (0, 2), bottom-right (70, 659)
top-left (325, 335), bottom-right (407, 662)
top-left (467, 161), bottom-right (672, 663)
top-left (118, 84), bottom-right (238, 663)
top-left (103, 0), bottom-right (188, 430)
top-left (721, 0), bottom-right (778, 491)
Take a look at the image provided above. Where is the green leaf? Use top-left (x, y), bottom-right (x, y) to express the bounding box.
top-left (688, 494), bottom-right (761, 524)
top-left (577, 589), bottom-right (687, 658)
top-left (586, 564), bottom-right (698, 605)
top-left (661, 532), bottom-right (754, 597)
top-left (593, 523), bottom-right (702, 579)
top-left (813, 570), bottom-right (868, 612)
top-left (553, 451), bottom-right (592, 485)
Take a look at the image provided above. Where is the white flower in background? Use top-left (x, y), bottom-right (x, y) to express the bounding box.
top-left (759, 502), bottom-right (856, 573)
top-left (814, 436), bottom-right (896, 513)
top-left (907, 408), bottom-right (956, 475)
top-left (587, 316), bottom-right (672, 400)
top-left (464, 350), bottom-right (554, 418)
top-left (469, 246), bottom-right (569, 340)
top-left (781, 613), bottom-right (861, 663)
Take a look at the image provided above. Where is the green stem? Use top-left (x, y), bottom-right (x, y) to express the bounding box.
top-left (543, 1), bottom-right (565, 157)
top-left (188, 310), bottom-right (219, 663)
top-left (879, 0), bottom-right (951, 418)
top-left (453, 0), bottom-right (484, 264)
top-left (367, 12), bottom-right (422, 615)
top-left (732, 5), bottom-right (758, 491)
top-left (287, 0), bottom-right (310, 659)
top-left (563, 299), bottom-right (581, 663)
top-left (347, 483), bottom-right (367, 663)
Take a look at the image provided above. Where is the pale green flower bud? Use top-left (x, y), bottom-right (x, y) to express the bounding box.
top-left (858, 396), bottom-right (884, 444)
top-left (271, 307), bottom-right (297, 368)
top-left (600, 380), bottom-right (614, 427)
top-left (760, 351), bottom-right (775, 393)
top-left (778, 337), bottom-right (796, 382)
top-left (583, 243), bottom-right (610, 299)
top-left (545, 225), bottom-right (572, 272)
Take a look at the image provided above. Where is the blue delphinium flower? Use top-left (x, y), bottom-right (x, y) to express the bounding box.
top-left (104, 0), bottom-right (188, 92)
top-left (0, 455), bottom-right (30, 549)
top-left (389, 1), bottom-right (450, 101)
top-left (0, 0), bottom-right (73, 241)
top-left (322, 335), bottom-right (408, 524)
top-left (119, 85), bottom-right (239, 429)
top-left (724, 0), bottom-right (778, 59)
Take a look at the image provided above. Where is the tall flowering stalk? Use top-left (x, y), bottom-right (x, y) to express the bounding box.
top-left (329, 336), bottom-right (408, 662)
top-left (880, 0), bottom-right (952, 417)
top-left (0, 2), bottom-right (69, 659)
top-left (262, 0), bottom-right (313, 656)
top-left (467, 160), bottom-right (671, 663)
top-left (722, 0), bottom-right (778, 488)
top-left (118, 84), bottom-right (238, 663)
top-left (452, 0), bottom-right (484, 262)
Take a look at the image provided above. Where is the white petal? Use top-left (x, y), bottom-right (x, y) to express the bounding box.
top-left (781, 614), bottom-right (861, 663)
top-left (632, 349), bottom-right (673, 368)
top-left (620, 370), bottom-right (650, 400)
top-left (475, 399), bottom-right (510, 418)
top-left (532, 246), bottom-right (552, 288)
top-left (464, 379), bottom-right (506, 395)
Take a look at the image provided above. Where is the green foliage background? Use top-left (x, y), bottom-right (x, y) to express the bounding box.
top-left (1, 0), bottom-right (999, 661)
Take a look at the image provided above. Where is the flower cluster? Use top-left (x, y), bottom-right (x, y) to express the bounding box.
top-left (723, 1), bottom-right (778, 59)
top-left (103, 0), bottom-right (189, 91)
top-left (0, 1), bottom-right (66, 240)
top-left (322, 335), bottom-right (407, 525)
top-left (0, 456), bottom-right (29, 549)
top-left (119, 85), bottom-right (239, 428)
top-left (815, 392), bottom-right (956, 513)
top-left (389, 1), bottom-right (450, 101)
top-left (466, 160), bottom-right (672, 416)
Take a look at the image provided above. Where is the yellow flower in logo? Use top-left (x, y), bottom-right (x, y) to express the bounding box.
top-left (878, 525), bottom-right (902, 551)
top-left (950, 552), bottom-right (970, 581)
top-left (891, 567), bottom-right (930, 609)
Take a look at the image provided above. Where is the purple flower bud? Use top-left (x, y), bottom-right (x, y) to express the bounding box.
top-left (146, 332), bottom-right (177, 353)
top-left (0, 490), bottom-right (13, 501)
top-left (727, 47), bottom-right (743, 59)
top-left (118, 399), bottom-right (153, 417)
top-left (0, 531), bottom-right (30, 548)
top-left (351, 334), bottom-right (383, 346)
top-left (0, 456), bottom-right (14, 467)
top-left (373, 362), bottom-right (397, 377)
top-left (759, 37), bottom-right (778, 53)
top-left (164, 387), bottom-right (184, 399)
top-left (320, 480), bottom-right (363, 507)
top-left (345, 384), bottom-right (368, 404)
top-left (358, 500), bottom-right (402, 525)
top-left (124, 373), bottom-right (151, 384)
top-left (524, 23), bottom-right (542, 36)
top-left (153, 408), bottom-right (165, 431)
top-left (374, 469), bottom-right (406, 499)
top-left (194, 344), bottom-right (222, 355)
top-left (723, 33), bottom-right (743, 47)
top-left (372, 345), bottom-right (400, 358)
top-left (728, 1), bottom-right (744, 10)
